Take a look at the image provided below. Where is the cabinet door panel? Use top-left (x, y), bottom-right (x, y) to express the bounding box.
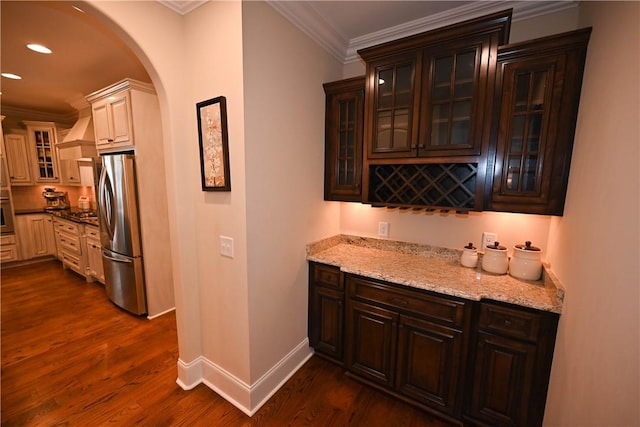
top-left (468, 331), bottom-right (537, 427)
top-left (4, 134), bottom-right (32, 184)
top-left (30, 216), bottom-right (50, 256)
top-left (309, 285), bottom-right (344, 362)
top-left (86, 239), bottom-right (104, 283)
top-left (110, 94), bottom-right (133, 144)
top-left (489, 29), bottom-right (590, 215)
top-left (396, 315), bottom-right (464, 415)
top-left (92, 102), bottom-right (112, 146)
top-left (419, 35), bottom-right (495, 158)
top-left (366, 53), bottom-right (421, 158)
top-left (323, 77), bottom-right (365, 201)
top-left (346, 300), bottom-right (397, 388)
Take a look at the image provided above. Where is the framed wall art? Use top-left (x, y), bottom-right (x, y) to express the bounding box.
top-left (196, 96), bottom-right (231, 191)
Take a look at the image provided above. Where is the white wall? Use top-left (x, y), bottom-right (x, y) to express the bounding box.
top-left (341, 203), bottom-right (553, 254)
top-left (241, 1), bottom-right (342, 383)
top-left (91, 0), bottom-right (343, 412)
top-left (544, 2), bottom-right (640, 425)
top-left (183, 0), bottom-right (252, 384)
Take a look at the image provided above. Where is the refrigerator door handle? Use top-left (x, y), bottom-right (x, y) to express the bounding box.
top-left (98, 165), bottom-right (115, 241)
top-left (102, 252), bottom-right (133, 264)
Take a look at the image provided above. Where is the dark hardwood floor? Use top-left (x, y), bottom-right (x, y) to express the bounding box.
top-left (1, 260), bottom-right (455, 426)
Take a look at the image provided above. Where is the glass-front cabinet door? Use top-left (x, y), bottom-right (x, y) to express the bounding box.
top-left (426, 49), bottom-right (477, 149)
top-left (24, 121), bottom-right (60, 184)
top-left (419, 36), bottom-right (493, 158)
top-left (490, 28), bottom-right (590, 215)
top-left (503, 69), bottom-right (548, 194)
top-left (367, 52), bottom-right (420, 158)
top-left (323, 76), bottom-right (365, 201)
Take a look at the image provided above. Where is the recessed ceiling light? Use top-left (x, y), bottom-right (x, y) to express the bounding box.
top-left (27, 44), bottom-right (52, 54)
top-left (1, 73), bottom-right (22, 80)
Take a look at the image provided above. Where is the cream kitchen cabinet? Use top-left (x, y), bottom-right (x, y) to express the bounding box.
top-left (84, 225), bottom-right (104, 283)
top-left (86, 79), bottom-right (156, 153)
top-left (16, 214), bottom-right (56, 260)
top-left (23, 121), bottom-right (60, 184)
top-left (52, 217), bottom-right (88, 278)
top-left (0, 234), bottom-right (19, 262)
top-left (56, 128), bottom-right (82, 186)
top-left (4, 132), bottom-right (32, 185)
top-left (59, 158), bottom-right (82, 186)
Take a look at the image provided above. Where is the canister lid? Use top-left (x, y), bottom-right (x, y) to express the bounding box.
top-left (515, 241), bottom-right (541, 251)
top-left (486, 241), bottom-right (507, 251)
top-left (464, 242), bottom-right (476, 250)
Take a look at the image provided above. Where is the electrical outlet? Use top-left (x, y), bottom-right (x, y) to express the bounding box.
top-left (481, 232), bottom-right (497, 250)
top-left (220, 236), bottom-right (234, 258)
top-left (378, 221), bottom-right (389, 238)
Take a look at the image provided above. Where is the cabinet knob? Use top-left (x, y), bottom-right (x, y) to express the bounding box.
top-left (107, 139), bottom-right (114, 143)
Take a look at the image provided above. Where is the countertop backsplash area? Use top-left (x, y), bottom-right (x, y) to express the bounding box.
top-left (11, 185), bottom-right (95, 212)
top-left (307, 234), bottom-right (565, 313)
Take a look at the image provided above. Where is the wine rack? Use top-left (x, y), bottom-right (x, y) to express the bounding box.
top-left (368, 163), bottom-right (478, 209)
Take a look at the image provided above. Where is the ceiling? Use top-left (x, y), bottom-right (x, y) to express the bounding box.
top-left (0, 0), bottom-right (575, 123)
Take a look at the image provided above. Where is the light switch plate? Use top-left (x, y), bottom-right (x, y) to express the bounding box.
top-left (220, 236), bottom-right (234, 258)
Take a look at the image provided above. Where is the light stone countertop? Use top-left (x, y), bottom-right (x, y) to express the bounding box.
top-left (307, 235), bottom-right (565, 314)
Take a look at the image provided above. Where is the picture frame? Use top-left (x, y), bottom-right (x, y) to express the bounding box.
top-left (196, 96), bottom-right (231, 191)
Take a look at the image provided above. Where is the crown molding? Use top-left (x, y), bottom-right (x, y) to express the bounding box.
top-left (1, 105), bottom-right (77, 126)
top-left (269, 1), bottom-right (580, 64)
top-left (266, 1), bottom-right (349, 62)
top-left (157, 0), bottom-right (208, 15)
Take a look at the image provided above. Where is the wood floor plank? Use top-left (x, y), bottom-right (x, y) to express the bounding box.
top-left (2, 260), bottom-right (456, 426)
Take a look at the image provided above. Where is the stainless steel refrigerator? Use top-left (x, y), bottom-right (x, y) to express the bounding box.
top-left (97, 153), bottom-right (147, 315)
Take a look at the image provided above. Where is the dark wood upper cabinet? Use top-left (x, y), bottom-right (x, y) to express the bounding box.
top-left (359, 10), bottom-right (511, 160)
top-left (321, 12), bottom-right (590, 215)
top-left (323, 76), bottom-right (365, 201)
top-left (487, 28), bottom-right (591, 215)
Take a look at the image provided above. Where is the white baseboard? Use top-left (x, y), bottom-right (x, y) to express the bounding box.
top-left (175, 338), bottom-right (313, 416)
top-left (176, 356), bottom-right (204, 390)
top-left (147, 306), bottom-right (176, 320)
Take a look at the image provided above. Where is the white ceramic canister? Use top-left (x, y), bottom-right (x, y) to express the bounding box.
top-left (78, 196), bottom-right (91, 210)
top-left (460, 243), bottom-right (478, 268)
top-left (481, 241), bottom-right (509, 274)
top-left (509, 241), bottom-right (543, 280)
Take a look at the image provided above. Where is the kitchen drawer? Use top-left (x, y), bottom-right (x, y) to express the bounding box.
top-left (0, 244), bottom-right (19, 262)
top-left (85, 226), bottom-right (100, 240)
top-left (1, 234), bottom-right (16, 245)
top-left (347, 275), bottom-right (468, 328)
top-left (479, 301), bottom-right (541, 342)
top-left (61, 251), bottom-right (83, 274)
top-left (54, 218), bottom-right (81, 235)
top-left (58, 232), bottom-right (82, 255)
top-left (310, 262), bottom-right (342, 291)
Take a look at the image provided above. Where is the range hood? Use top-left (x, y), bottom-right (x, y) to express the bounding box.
top-left (57, 107), bottom-right (98, 160)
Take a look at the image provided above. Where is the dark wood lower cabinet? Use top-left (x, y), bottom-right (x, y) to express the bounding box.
top-left (308, 262), bottom-right (345, 364)
top-left (396, 314), bottom-right (466, 416)
top-left (308, 263), bottom-right (559, 426)
top-left (467, 332), bottom-right (537, 425)
top-left (464, 301), bottom-right (559, 427)
top-left (346, 300), bottom-right (398, 387)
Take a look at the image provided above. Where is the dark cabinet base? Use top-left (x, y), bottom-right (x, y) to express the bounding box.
top-left (308, 262), bottom-right (559, 427)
